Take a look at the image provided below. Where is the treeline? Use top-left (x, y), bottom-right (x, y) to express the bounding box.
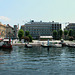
top-left (18, 29), bottom-right (75, 42)
top-left (53, 29), bottom-right (75, 40)
top-left (18, 29), bottom-right (32, 42)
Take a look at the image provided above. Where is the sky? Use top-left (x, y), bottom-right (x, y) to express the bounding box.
top-left (0, 0), bottom-right (75, 29)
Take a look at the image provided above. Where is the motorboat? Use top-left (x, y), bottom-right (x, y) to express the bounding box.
top-left (25, 44), bottom-right (32, 48)
top-left (41, 44), bottom-right (51, 47)
top-left (41, 39), bottom-right (52, 48)
top-left (41, 39), bottom-right (62, 48)
top-left (0, 39), bottom-right (12, 49)
top-left (67, 44), bottom-right (75, 48)
top-left (51, 44), bottom-right (62, 48)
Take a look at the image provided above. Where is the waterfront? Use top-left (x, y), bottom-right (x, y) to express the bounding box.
top-left (0, 46), bottom-right (75, 75)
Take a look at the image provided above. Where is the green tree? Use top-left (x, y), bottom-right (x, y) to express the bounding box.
top-left (58, 29), bottom-right (63, 39)
top-left (73, 30), bottom-right (75, 39)
top-left (68, 29), bottom-right (73, 36)
top-left (64, 30), bottom-right (68, 40)
top-left (21, 36), bottom-right (29, 42)
top-left (53, 30), bottom-right (58, 40)
top-left (28, 35), bottom-right (33, 42)
top-left (18, 29), bottom-right (24, 41)
top-left (25, 31), bottom-right (29, 36)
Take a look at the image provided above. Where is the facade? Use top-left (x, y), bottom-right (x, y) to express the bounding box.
top-left (6, 24), bottom-right (19, 39)
top-left (25, 20), bottom-right (61, 39)
top-left (14, 25), bottom-right (19, 38)
top-left (6, 24), bottom-right (14, 38)
top-left (0, 22), bottom-right (6, 38)
top-left (64, 23), bottom-right (75, 31)
top-left (21, 25), bottom-right (25, 35)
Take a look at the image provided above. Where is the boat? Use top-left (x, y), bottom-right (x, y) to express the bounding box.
top-left (41, 44), bottom-right (51, 47)
top-left (0, 41), bottom-right (4, 48)
top-left (67, 44), bottom-right (75, 48)
top-left (0, 39), bottom-right (12, 49)
top-left (41, 39), bottom-right (62, 48)
top-left (25, 44), bottom-right (32, 48)
top-left (41, 39), bottom-right (52, 48)
top-left (51, 44), bottom-right (62, 48)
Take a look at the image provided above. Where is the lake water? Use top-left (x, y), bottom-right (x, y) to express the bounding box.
top-left (0, 46), bottom-right (75, 75)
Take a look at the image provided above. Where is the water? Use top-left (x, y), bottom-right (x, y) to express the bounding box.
top-left (0, 46), bottom-right (75, 75)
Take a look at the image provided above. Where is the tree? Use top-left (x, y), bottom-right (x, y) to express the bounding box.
top-left (25, 31), bottom-right (33, 42)
top-left (73, 30), bottom-right (75, 39)
top-left (25, 31), bottom-right (29, 36)
top-left (69, 29), bottom-right (73, 36)
top-left (68, 29), bottom-right (73, 36)
top-left (53, 30), bottom-right (58, 40)
top-left (58, 29), bottom-right (63, 39)
top-left (28, 35), bottom-right (33, 42)
top-left (18, 29), bottom-right (24, 41)
top-left (21, 36), bottom-right (29, 42)
top-left (64, 30), bottom-right (68, 40)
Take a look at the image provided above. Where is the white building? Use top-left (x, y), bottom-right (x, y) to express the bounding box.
top-left (24, 20), bottom-right (61, 39)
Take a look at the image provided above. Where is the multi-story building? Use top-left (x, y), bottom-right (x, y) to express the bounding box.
top-left (0, 22), bottom-right (6, 38)
top-left (6, 24), bottom-right (19, 39)
top-left (6, 24), bottom-right (14, 38)
top-left (24, 20), bottom-right (61, 39)
top-left (14, 25), bottom-right (19, 38)
top-left (64, 23), bottom-right (75, 31)
top-left (21, 25), bottom-right (25, 36)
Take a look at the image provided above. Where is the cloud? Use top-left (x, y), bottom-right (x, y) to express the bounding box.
top-left (0, 16), bottom-right (10, 21)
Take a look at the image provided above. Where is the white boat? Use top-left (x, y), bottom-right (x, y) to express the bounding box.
top-left (51, 44), bottom-right (62, 48)
top-left (41, 40), bottom-right (62, 48)
top-left (25, 44), bottom-right (32, 48)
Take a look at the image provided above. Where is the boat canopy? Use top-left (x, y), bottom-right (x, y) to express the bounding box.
top-left (0, 38), bottom-right (3, 41)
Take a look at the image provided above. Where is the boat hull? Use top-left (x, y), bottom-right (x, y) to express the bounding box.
top-left (0, 45), bottom-right (12, 49)
top-left (25, 44), bottom-right (32, 48)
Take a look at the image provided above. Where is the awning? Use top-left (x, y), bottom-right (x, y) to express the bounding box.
top-left (40, 36), bottom-right (53, 39)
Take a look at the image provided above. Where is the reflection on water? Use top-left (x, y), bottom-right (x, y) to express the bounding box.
top-left (0, 46), bottom-right (75, 75)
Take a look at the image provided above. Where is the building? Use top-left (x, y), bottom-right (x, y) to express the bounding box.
top-left (14, 25), bottom-right (19, 38)
top-left (24, 20), bottom-right (61, 39)
top-left (0, 22), bottom-right (6, 38)
top-left (6, 24), bottom-right (19, 39)
top-left (21, 25), bottom-right (25, 35)
top-left (64, 23), bottom-right (75, 31)
top-left (6, 24), bottom-right (14, 38)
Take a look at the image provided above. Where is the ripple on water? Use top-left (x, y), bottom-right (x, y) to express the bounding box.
top-left (0, 46), bottom-right (75, 75)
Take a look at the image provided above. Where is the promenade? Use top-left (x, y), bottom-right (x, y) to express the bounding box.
top-left (12, 40), bottom-right (75, 46)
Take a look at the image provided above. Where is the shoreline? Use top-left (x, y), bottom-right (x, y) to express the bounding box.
top-left (12, 40), bottom-right (75, 46)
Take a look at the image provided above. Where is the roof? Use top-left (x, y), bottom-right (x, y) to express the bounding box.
top-left (6, 24), bottom-right (14, 29)
top-left (0, 23), bottom-right (6, 27)
top-left (40, 36), bottom-right (53, 39)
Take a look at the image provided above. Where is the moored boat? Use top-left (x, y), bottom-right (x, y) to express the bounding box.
top-left (0, 39), bottom-right (12, 49)
top-left (41, 39), bottom-right (62, 48)
top-left (67, 44), bottom-right (75, 48)
top-left (25, 44), bottom-right (32, 48)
